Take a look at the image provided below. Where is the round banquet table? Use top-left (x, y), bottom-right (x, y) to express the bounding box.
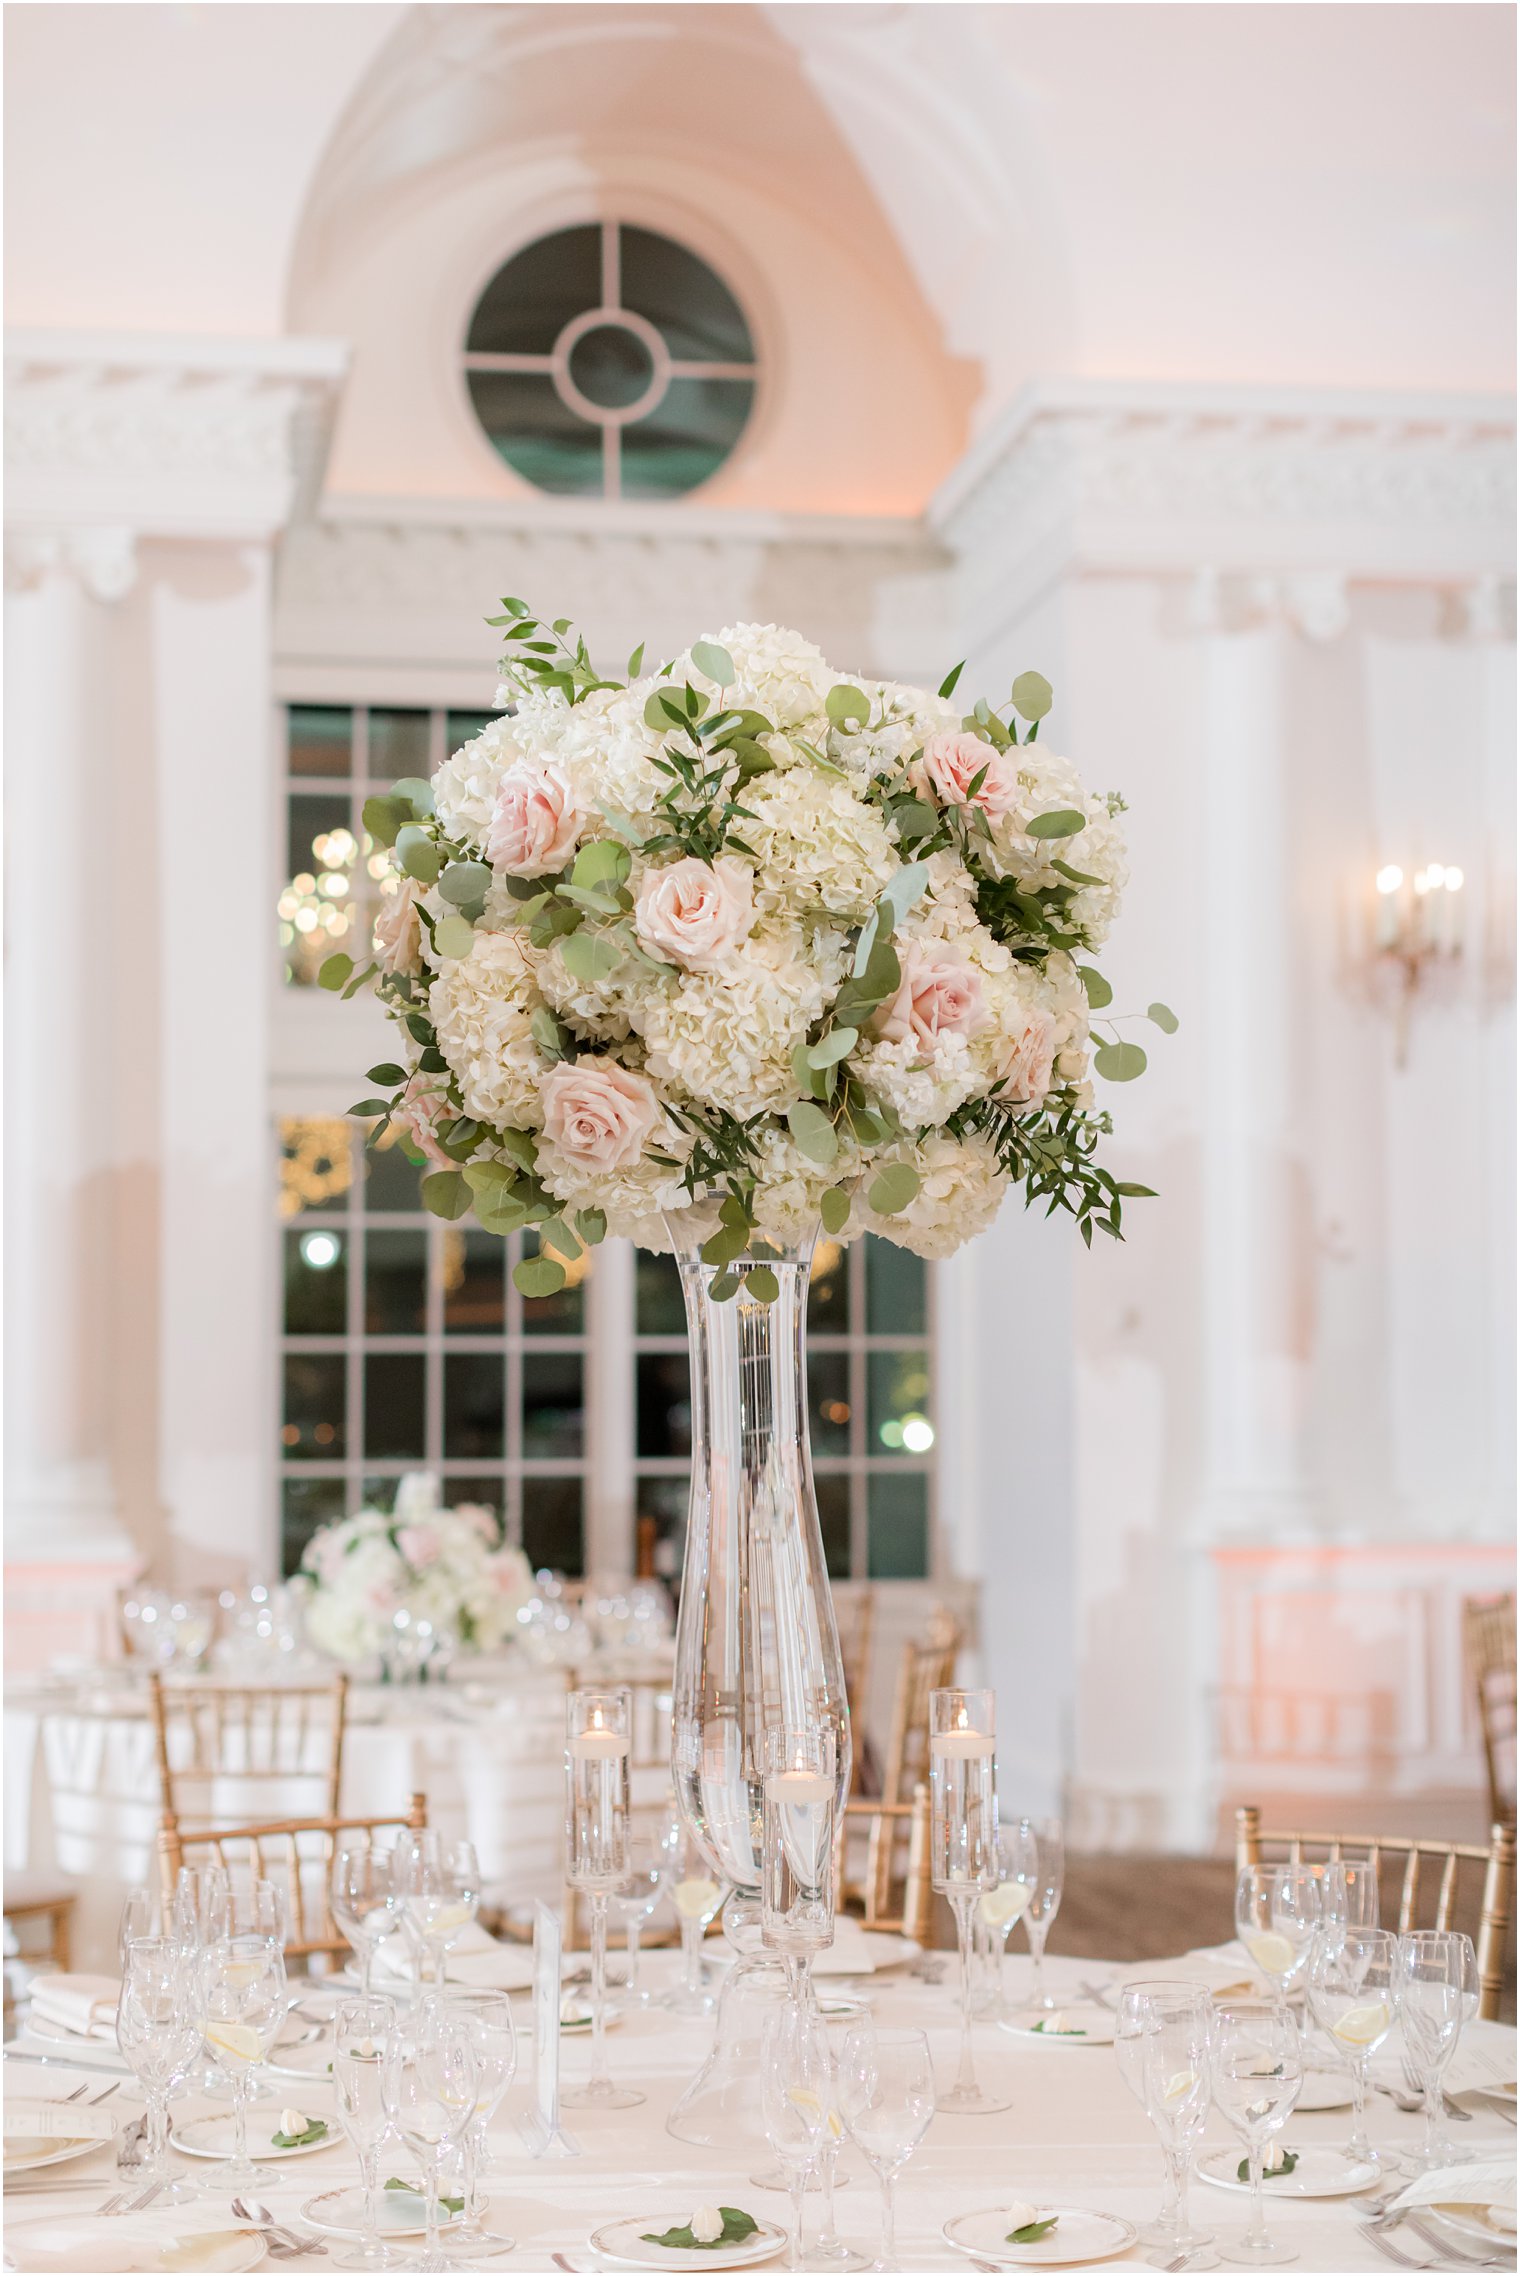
top-left (4, 1945), bottom-right (1515, 2273)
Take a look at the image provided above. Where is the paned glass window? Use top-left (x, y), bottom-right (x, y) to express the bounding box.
top-left (463, 222), bottom-right (756, 501)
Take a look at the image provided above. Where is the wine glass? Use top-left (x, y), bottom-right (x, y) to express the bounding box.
top-left (229, 1876), bottom-right (288, 1945)
top-left (440, 1989), bottom-right (517, 2257)
top-left (197, 1933), bottom-right (288, 2186)
top-left (610, 1820), bottom-right (673, 2009)
top-left (837, 2025), bottom-right (935, 2275)
top-left (761, 2000), bottom-right (829, 2272)
top-left (174, 1863), bottom-right (230, 1948)
top-left (119, 1885), bottom-right (159, 1963)
top-left (1395, 1930), bottom-right (1478, 2171)
top-left (664, 1823), bottom-right (725, 2015)
top-left (1235, 1865), bottom-right (1318, 2019)
top-left (1319, 1861), bottom-right (1379, 1949)
top-left (811, 2017), bottom-right (869, 2271)
top-left (332, 1844), bottom-right (402, 1996)
top-left (1114, 1980), bottom-right (1216, 2256)
top-left (400, 1840), bottom-right (480, 1989)
top-left (976, 1823), bottom-right (1036, 2018)
top-left (1015, 1814), bottom-right (1065, 2012)
top-left (116, 1936), bottom-right (204, 2205)
top-left (1307, 1925), bottom-right (1396, 2170)
top-left (383, 2002), bottom-right (479, 2276)
top-left (1209, 2002), bottom-right (1304, 2266)
top-left (330, 1995), bottom-right (402, 2271)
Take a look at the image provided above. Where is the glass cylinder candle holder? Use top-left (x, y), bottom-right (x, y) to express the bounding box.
top-left (563, 1687), bottom-right (643, 2110)
top-left (761, 1728), bottom-right (837, 2002)
top-left (928, 1687), bottom-right (1008, 2115)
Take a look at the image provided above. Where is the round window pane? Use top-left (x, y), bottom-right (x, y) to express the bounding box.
top-left (464, 222), bottom-right (756, 501)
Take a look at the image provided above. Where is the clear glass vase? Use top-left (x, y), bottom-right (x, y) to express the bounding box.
top-left (670, 1231), bottom-right (852, 1900)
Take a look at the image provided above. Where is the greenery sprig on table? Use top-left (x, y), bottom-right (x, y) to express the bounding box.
top-left (640, 2209), bottom-right (761, 2250)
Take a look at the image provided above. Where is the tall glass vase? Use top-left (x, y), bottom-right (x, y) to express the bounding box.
top-left (667, 1231), bottom-right (852, 2144)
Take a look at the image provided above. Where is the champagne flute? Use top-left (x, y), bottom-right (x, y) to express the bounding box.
top-left (197, 1933), bottom-right (288, 2187)
top-left (1235, 1865), bottom-right (1318, 2020)
top-left (814, 2017), bottom-right (869, 2271)
top-left (664, 1821), bottom-right (725, 2016)
top-left (610, 1820), bottom-right (673, 2008)
top-left (1395, 1930), bottom-right (1478, 2171)
top-left (837, 2024), bottom-right (935, 2276)
top-left (761, 2000), bottom-right (829, 2272)
top-left (1319, 1861), bottom-right (1379, 1949)
top-left (116, 1936), bottom-right (204, 2205)
top-left (1210, 2002), bottom-right (1303, 2266)
top-left (402, 1842), bottom-right (480, 1990)
top-left (332, 1844), bottom-right (402, 1996)
top-left (119, 1885), bottom-right (159, 1962)
top-left (563, 1686), bottom-right (643, 2110)
top-left (928, 1688), bottom-right (1007, 2114)
top-left (439, 1989), bottom-right (517, 2257)
top-left (1115, 1981), bottom-right (1216, 2257)
top-left (1016, 1815), bottom-right (1065, 2012)
top-left (330, 1995), bottom-right (402, 2271)
top-left (1307, 1925), bottom-right (1395, 2169)
top-left (384, 2002), bottom-right (478, 2276)
top-left (976, 1823), bottom-right (1036, 2019)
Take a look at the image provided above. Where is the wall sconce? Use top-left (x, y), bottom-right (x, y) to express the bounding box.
top-left (1373, 862), bottom-right (1464, 1066)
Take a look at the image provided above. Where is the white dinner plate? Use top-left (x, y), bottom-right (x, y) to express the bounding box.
top-left (23, 2010), bottom-right (123, 2051)
top-left (589, 2215), bottom-right (787, 2270)
top-left (171, 2112), bottom-right (340, 2162)
top-left (998, 2006), bottom-right (1115, 2047)
top-left (1427, 2202), bottom-right (1520, 2248)
top-left (265, 2040), bottom-right (336, 2081)
top-left (943, 2207), bottom-right (1138, 2267)
top-left (1195, 2146), bottom-right (1381, 2198)
top-left (1294, 2072), bottom-right (1354, 2112)
top-left (4, 2115), bottom-right (120, 2175)
top-left (2, 2213), bottom-right (265, 2273)
top-left (300, 2185), bottom-right (467, 2240)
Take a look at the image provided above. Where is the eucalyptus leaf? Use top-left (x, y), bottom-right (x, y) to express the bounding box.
top-left (439, 861), bottom-right (492, 907)
top-left (1026, 808), bottom-right (1085, 841)
top-left (1147, 1001), bottom-right (1180, 1033)
top-left (498, 1126), bottom-right (539, 1170)
top-left (746, 1266), bottom-right (780, 1305)
top-left (572, 838), bottom-right (632, 888)
top-left (879, 861), bottom-right (931, 925)
top-left (318, 954), bottom-right (354, 992)
top-left (708, 1270), bottom-right (741, 1304)
top-left (560, 930), bottom-right (623, 985)
top-left (575, 1208), bottom-right (607, 1246)
top-left (690, 639), bottom-right (735, 687)
top-left (850, 909), bottom-right (881, 980)
top-left (825, 683), bottom-right (870, 729)
top-left (361, 796), bottom-right (406, 848)
top-left (937, 661), bottom-right (965, 699)
top-left (1077, 966), bottom-right (1113, 1009)
top-left (787, 1101), bottom-right (839, 1166)
top-left (421, 1171), bottom-right (472, 1221)
top-left (395, 825), bottom-right (441, 884)
top-left (1093, 1040), bottom-right (1148, 1083)
top-left (366, 1063), bottom-right (406, 1086)
top-left (820, 1186), bottom-right (852, 1236)
top-left (1010, 669), bottom-right (1054, 722)
top-left (390, 775), bottom-right (436, 818)
top-left (868, 1162), bottom-right (920, 1215)
top-left (514, 1255), bottom-right (566, 1299)
top-left (432, 914), bottom-right (476, 959)
top-left (806, 1027), bottom-right (858, 1069)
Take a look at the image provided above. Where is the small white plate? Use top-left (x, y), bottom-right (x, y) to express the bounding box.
top-left (589, 2214), bottom-right (787, 2269)
top-left (2, 2214), bottom-right (265, 2273)
top-left (300, 2185), bottom-right (466, 2240)
top-left (265, 2040), bottom-right (336, 2082)
top-left (1294, 2073), bottom-right (1354, 2112)
top-left (171, 2112), bottom-right (340, 2162)
top-left (23, 2010), bottom-right (121, 2050)
top-left (997, 2006), bottom-right (1115, 2047)
top-left (1428, 2202), bottom-right (1520, 2248)
top-left (944, 2208), bottom-right (1138, 2267)
top-left (4, 2114), bottom-right (120, 2175)
top-left (1195, 2146), bottom-right (1380, 2198)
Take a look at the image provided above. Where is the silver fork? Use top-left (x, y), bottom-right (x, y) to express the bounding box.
top-left (1078, 1977), bottom-right (1117, 2010)
top-left (103, 2181), bottom-right (167, 2218)
top-left (1359, 2218), bottom-right (1504, 2271)
top-left (234, 2196), bottom-right (328, 2257)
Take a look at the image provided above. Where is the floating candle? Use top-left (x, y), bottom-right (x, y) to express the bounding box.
top-left (764, 1769), bottom-right (833, 1803)
top-left (929, 1729), bottom-right (995, 1759)
top-left (569, 1729), bottom-right (629, 1760)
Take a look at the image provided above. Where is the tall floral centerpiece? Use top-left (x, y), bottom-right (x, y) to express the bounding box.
top-left (299, 1473), bottom-right (535, 1673)
top-left (325, 609), bottom-right (1170, 1915)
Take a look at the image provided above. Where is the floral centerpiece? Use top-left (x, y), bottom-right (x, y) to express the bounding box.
top-left (323, 609), bottom-right (1171, 1286)
top-left (298, 1473), bottom-right (534, 1666)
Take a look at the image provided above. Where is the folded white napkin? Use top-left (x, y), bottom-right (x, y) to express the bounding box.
top-left (1392, 2156), bottom-right (1517, 2220)
top-left (28, 1973), bottom-right (120, 2040)
top-left (4, 2098), bottom-right (119, 2142)
top-left (370, 1921), bottom-right (532, 1991)
top-left (811, 1921), bottom-right (920, 1976)
top-left (1443, 2018), bottom-right (1518, 2098)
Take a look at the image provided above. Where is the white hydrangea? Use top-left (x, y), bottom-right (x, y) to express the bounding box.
top-left (536, 1126), bottom-right (692, 1232)
top-left (535, 931), bottom-right (671, 1043)
top-left (638, 927), bottom-right (834, 1118)
top-left (682, 622), bottom-right (833, 730)
top-left (854, 1027), bottom-right (984, 1130)
top-left (982, 750), bottom-right (1129, 948)
top-left (749, 1126), bottom-right (863, 1247)
top-left (431, 715), bottom-right (516, 849)
top-left (861, 1132), bottom-right (1009, 1259)
top-left (742, 766), bottom-right (899, 921)
top-left (430, 930), bottom-right (553, 1128)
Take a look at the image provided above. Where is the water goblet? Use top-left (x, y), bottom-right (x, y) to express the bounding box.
top-left (928, 1688), bottom-right (1007, 2113)
top-left (119, 1885), bottom-right (159, 1963)
top-left (116, 1936), bottom-right (204, 2205)
top-left (1395, 1929), bottom-right (1478, 2170)
top-left (1115, 1979), bottom-right (1216, 2257)
top-left (1209, 2001), bottom-right (1304, 2266)
top-left (400, 1840), bottom-right (480, 1991)
top-left (562, 1685), bottom-right (643, 2109)
top-left (837, 2024), bottom-right (935, 2275)
top-left (384, 2003), bottom-right (479, 2276)
top-left (439, 1989), bottom-right (517, 2257)
top-left (761, 2000), bottom-right (830, 2271)
top-left (174, 1863), bottom-right (230, 1949)
top-left (330, 1994), bottom-right (402, 2271)
top-left (197, 1933), bottom-right (288, 2187)
top-left (1319, 1860), bottom-right (1379, 1949)
top-left (333, 1843), bottom-right (402, 1996)
top-left (1235, 1864), bottom-right (1318, 2020)
top-left (1307, 1925), bottom-right (1396, 2170)
top-left (664, 1821), bottom-right (725, 2016)
top-left (609, 1820), bottom-right (673, 2008)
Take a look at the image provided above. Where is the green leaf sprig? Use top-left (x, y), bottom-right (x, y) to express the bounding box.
top-left (270, 2117), bottom-right (328, 2149)
top-left (385, 2176), bottom-right (464, 2216)
top-left (1238, 2149), bottom-right (1298, 2183)
top-left (1008, 2215), bottom-right (1060, 2242)
top-left (640, 2209), bottom-right (760, 2251)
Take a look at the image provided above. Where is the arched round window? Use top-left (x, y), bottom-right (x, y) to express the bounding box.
top-left (463, 222), bottom-right (757, 501)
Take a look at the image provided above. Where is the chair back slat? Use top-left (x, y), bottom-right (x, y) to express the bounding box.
top-left (837, 1785), bottom-right (933, 1942)
top-left (1462, 1593), bottom-right (1517, 1829)
top-left (148, 1673), bottom-right (349, 1826)
top-left (158, 1793), bottom-right (427, 1966)
top-left (872, 1610), bottom-right (960, 1919)
top-left (1232, 1805), bottom-right (1516, 2020)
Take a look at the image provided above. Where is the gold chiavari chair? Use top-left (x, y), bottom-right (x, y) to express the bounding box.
top-left (838, 1588), bottom-right (878, 1794)
top-left (157, 1794), bottom-right (429, 1970)
top-left (1462, 1592), bottom-right (1517, 1829)
top-left (837, 1784), bottom-right (935, 1944)
top-left (148, 1670), bottom-right (349, 1830)
top-left (1234, 1804), bottom-right (1516, 2022)
top-left (848, 1607), bottom-right (960, 1921)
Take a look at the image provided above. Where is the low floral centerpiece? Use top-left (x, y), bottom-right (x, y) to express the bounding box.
top-left (298, 1473), bottom-right (534, 1667)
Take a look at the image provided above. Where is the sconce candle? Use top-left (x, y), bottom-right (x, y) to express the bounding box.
top-left (1371, 859), bottom-right (1465, 1065)
top-left (563, 1686), bottom-right (644, 2110)
top-left (761, 1728), bottom-right (837, 2001)
top-left (929, 1687), bottom-right (1009, 2114)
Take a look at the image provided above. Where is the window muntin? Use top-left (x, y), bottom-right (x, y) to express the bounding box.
top-left (463, 222), bottom-right (756, 501)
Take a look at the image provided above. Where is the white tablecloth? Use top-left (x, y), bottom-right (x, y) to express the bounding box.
top-left (4, 1947), bottom-right (1515, 2272)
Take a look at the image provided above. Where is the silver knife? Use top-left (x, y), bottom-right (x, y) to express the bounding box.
top-left (3, 2050), bottom-right (132, 2080)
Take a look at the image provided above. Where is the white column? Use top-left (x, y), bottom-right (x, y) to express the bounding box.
top-left (3, 556), bottom-right (140, 1660)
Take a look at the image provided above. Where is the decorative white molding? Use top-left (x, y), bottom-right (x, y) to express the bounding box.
top-left (932, 380), bottom-right (1517, 650)
top-left (4, 331), bottom-right (350, 577)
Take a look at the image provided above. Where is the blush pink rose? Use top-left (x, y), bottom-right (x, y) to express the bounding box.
top-left (634, 856), bottom-right (754, 970)
top-left (541, 1057), bottom-right (661, 1171)
top-left (392, 1079), bottom-right (454, 1169)
top-left (996, 1010), bottom-right (1058, 1109)
top-left (870, 945), bottom-right (989, 1046)
top-left (918, 730), bottom-right (1021, 819)
top-left (486, 756), bottom-right (584, 876)
top-left (373, 878), bottom-right (424, 975)
top-left (397, 1523), bottom-right (441, 1570)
